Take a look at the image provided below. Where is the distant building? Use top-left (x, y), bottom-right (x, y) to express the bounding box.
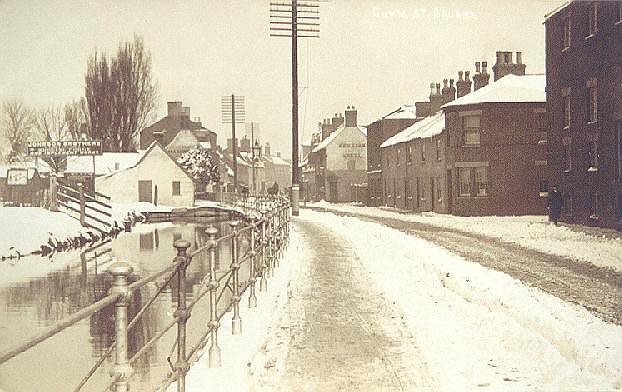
top-left (308, 106), bottom-right (367, 202)
top-left (263, 152), bottom-right (292, 193)
top-left (545, 1), bottom-right (622, 228)
top-left (140, 101), bottom-right (216, 151)
top-left (0, 164), bottom-right (44, 206)
top-left (95, 142), bottom-right (195, 207)
top-left (165, 129), bottom-right (213, 158)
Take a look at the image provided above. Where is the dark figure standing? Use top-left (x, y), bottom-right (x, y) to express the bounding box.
top-left (547, 186), bottom-right (563, 225)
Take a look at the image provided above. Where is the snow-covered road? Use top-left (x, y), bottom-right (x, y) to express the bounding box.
top-left (309, 205), bottom-right (622, 326)
top-left (284, 210), bottom-right (622, 391)
top-left (180, 209), bottom-right (622, 391)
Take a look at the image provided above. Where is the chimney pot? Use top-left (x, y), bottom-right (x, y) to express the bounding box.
top-left (436, 83), bottom-right (441, 95)
top-left (496, 51), bottom-right (503, 64)
top-left (458, 71), bottom-right (464, 81)
top-left (482, 61), bottom-right (488, 74)
top-left (516, 51), bottom-right (523, 65)
top-left (443, 79), bottom-right (448, 88)
top-left (465, 71), bottom-right (470, 81)
top-left (450, 78), bottom-right (455, 87)
top-left (475, 62), bottom-right (481, 73)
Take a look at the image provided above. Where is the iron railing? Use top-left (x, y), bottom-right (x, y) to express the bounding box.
top-left (0, 194), bottom-right (291, 392)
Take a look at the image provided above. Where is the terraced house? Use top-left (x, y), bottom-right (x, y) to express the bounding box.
top-left (545, 0), bottom-right (622, 228)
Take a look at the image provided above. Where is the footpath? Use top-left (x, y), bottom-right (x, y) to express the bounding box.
top-left (181, 209), bottom-right (621, 391)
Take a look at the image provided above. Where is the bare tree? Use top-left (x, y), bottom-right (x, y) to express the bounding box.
top-left (36, 105), bottom-right (67, 141)
top-left (64, 97), bottom-right (91, 139)
top-left (0, 99), bottom-right (35, 162)
top-left (85, 35), bottom-right (158, 152)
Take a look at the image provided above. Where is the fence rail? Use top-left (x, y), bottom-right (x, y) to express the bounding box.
top-left (0, 193), bottom-right (291, 392)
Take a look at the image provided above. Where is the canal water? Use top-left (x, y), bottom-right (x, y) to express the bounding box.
top-left (0, 218), bottom-right (253, 392)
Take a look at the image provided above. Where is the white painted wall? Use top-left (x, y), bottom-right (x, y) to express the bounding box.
top-left (326, 127), bottom-right (367, 171)
top-left (96, 144), bottom-right (195, 207)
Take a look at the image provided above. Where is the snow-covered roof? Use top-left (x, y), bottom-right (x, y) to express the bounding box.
top-left (36, 151), bottom-right (145, 175)
top-left (380, 111), bottom-right (445, 148)
top-left (442, 74), bottom-right (546, 109)
top-left (265, 155), bottom-right (291, 167)
top-left (544, 1), bottom-right (571, 22)
top-left (0, 164), bottom-right (37, 179)
top-left (382, 105), bottom-right (418, 120)
top-left (311, 124), bottom-right (366, 153)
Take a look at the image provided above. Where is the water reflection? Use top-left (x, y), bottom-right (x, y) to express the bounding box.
top-left (0, 218), bottom-right (249, 392)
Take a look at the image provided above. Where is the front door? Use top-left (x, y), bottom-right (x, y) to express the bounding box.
top-left (329, 181), bottom-right (338, 202)
top-left (138, 180), bottom-right (152, 202)
top-left (430, 178), bottom-right (435, 211)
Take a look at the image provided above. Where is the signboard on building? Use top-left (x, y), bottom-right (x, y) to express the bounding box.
top-left (28, 141), bottom-right (103, 157)
top-left (6, 168), bottom-right (29, 185)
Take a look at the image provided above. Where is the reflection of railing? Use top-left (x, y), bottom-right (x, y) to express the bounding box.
top-left (0, 195), bottom-right (291, 392)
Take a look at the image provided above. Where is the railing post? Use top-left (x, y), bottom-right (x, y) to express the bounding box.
top-left (228, 221), bottom-right (242, 334)
top-left (205, 226), bottom-right (221, 367)
top-left (248, 218), bottom-right (258, 308)
top-left (267, 212), bottom-right (274, 277)
top-left (108, 262), bottom-right (134, 392)
top-left (259, 218), bottom-right (268, 292)
top-left (173, 240), bottom-right (191, 392)
top-left (78, 182), bottom-right (86, 227)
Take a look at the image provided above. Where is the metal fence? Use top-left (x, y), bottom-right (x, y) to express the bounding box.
top-left (0, 195), bottom-right (291, 392)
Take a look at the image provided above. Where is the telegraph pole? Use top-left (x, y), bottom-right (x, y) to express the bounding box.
top-left (270, 0), bottom-right (320, 216)
top-left (221, 95), bottom-right (245, 193)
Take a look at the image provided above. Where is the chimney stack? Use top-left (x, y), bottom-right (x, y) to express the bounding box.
top-left (264, 142), bottom-right (271, 157)
top-left (456, 71), bottom-right (472, 98)
top-left (441, 79), bottom-right (453, 104)
top-left (448, 79), bottom-right (456, 102)
top-left (345, 105), bottom-right (357, 127)
top-left (167, 101), bottom-right (183, 117)
top-left (493, 50), bottom-right (526, 81)
top-left (430, 82), bottom-right (444, 113)
top-left (473, 60), bottom-right (491, 91)
top-left (182, 106), bottom-right (190, 118)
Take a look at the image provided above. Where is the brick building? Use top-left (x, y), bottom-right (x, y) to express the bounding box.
top-left (545, 1), bottom-right (622, 228)
top-left (308, 106), bottom-right (367, 202)
top-left (140, 101), bottom-right (217, 151)
top-left (380, 111), bottom-right (448, 212)
top-left (443, 72), bottom-right (548, 216)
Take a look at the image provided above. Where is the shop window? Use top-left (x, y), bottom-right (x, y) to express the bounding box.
top-left (347, 160), bottom-right (356, 170)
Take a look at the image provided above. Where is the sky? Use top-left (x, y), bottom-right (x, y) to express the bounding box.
top-left (0, 0), bottom-right (562, 156)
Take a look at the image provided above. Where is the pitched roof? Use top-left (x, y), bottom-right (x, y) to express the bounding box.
top-left (311, 124), bottom-right (367, 153)
top-left (36, 151), bottom-right (145, 175)
top-left (380, 111), bottom-right (445, 148)
top-left (544, 1), bottom-right (571, 22)
top-left (442, 74), bottom-right (546, 109)
top-left (382, 104), bottom-right (418, 120)
top-left (99, 141), bottom-right (193, 181)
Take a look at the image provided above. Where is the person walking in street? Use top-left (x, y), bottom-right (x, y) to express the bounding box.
top-left (547, 185), bottom-right (563, 225)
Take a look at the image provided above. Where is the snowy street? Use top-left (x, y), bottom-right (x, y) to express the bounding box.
top-left (188, 209), bottom-right (622, 391)
top-left (308, 204), bottom-right (622, 325)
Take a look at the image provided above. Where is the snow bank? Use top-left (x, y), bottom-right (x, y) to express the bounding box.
top-left (171, 227), bottom-right (308, 392)
top-left (302, 209), bottom-right (622, 391)
top-left (308, 203), bottom-right (622, 272)
top-left (0, 207), bottom-right (84, 255)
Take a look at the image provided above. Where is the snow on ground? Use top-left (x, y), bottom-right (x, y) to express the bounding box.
top-left (302, 209), bottom-right (622, 391)
top-left (0, 207), bottom-right (84, 255)
top-left (171, 226), bottom-right (308, 392)
top-left (309, 202), bottom-right (622, 272)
